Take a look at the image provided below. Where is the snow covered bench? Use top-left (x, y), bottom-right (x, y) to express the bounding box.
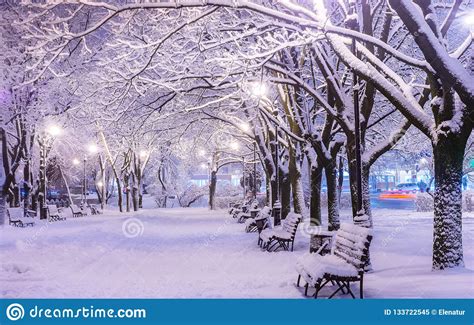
top-left (295, 223), bottom-right (372, 299)
top-left (7, 207), bottom-right (35, 227)
top-left (237, 200), bottom-right (258, 223)
top-left (244, 206), bottom-right (271, 233)
top-left (90, 204), bottom-right (102, 215)
top-left (70, 204), bottom-right (85, 218)
top-left (229, 200), bottom-right (247, 219)
top-left (47, 205), bottom-right (66, 222)
top-left (259, 212), bottom-right (302, 252)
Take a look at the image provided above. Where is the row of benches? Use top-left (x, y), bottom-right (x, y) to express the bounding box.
top-left (7, 204), bottom-right (102, 227)
top-left (229, 200), bottom-right (302, 252)
top-left (228, 200), bottom-right (373, 299)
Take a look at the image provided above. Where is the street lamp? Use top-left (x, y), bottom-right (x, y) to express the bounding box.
top-left (240, 122), bottom-right (251, 133)
top-left (250, 82), bottom-right (267, 98)
top-left (38, 124), bottom-right (62, 219)
top-left (230, 141), bottom-right (239, 150)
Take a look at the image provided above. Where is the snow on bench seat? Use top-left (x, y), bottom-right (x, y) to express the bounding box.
top-left (259, 212), bottom-right (302, 252)
top-left (295, 222), bottom-right (373, 298)
top-left (297, 253), bottom-right (359, 286)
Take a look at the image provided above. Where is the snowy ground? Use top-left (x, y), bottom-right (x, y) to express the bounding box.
top-left (0, 204), bottom-right (473, 298)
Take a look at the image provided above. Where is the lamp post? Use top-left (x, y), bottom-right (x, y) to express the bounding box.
top-left (75, 144), bottom-right (98, 209)
top-left (38, 125), bottom-right (62, 219)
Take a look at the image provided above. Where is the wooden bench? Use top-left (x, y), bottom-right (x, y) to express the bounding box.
top-left (244, 206), bottom-right (271, 233)
top-left (7, 207), bottom-right (35, 227)
top-left (70, 204), bottom-right (84, 218)
top-left (90, 204), bottom-right (102, 215)
top-left (259, 212), bottom-right (302, 252)
top-left (47, 205), bottom-right (66, 222)
top-left (295, 223), bottom-right (372, 299)
top-left (237, 200), bottom-right (258, 223)
top-left (229, 198), bottom-right (253, 218)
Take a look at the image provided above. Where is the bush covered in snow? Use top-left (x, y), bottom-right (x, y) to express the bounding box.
top-left (214, 195), bottom-right (267, 209)
top-left (415, 191), bottom-right (474, 212)
top-left (320, 192), bottom-right (352, 209)
top-left (415, 193), bottom-right (434, 212)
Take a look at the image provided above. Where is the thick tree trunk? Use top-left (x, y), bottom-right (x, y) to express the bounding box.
top-left (138, 173), bottom-right (143, 209)
top-left (132, 186), bottom-right (138, 212)
top-left (117, 180), bottom-right (123, 212)
top-left (325, 158), bottom-right (340, 231)
top-left (347, 147), bottom-right (372, 220)
top-left (310, 163), bottom-right (323, 226)
top-left (270, 177), bottom-right (277, 207)
top-left (432, 135), bottom-right (466, 269)
top-left (209, 170), bottom-right (217, 210)
top-left (289, 143), bottom-right (304, 214)
top-left (361, 165), bottom-right (372, 224)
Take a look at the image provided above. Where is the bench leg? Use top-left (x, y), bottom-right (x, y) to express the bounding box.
top-left (314, 280), bottom-right (322, 299)
top-left (297, 274), bottom-right (301, 287)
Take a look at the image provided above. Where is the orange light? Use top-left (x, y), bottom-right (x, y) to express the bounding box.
top-left (379, 192), bottom-right (416, 200)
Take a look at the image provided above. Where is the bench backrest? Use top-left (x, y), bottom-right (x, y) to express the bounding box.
top-left (47, 205), bottom-right (59, 215)
top-left (257, 206), bottom-right (271, 219)
top-left (281, 213), bottom-right (302, 236)
top-left (332, 223), bottom-right (373, 271)
top-left (7, 207), bottom-right (23, 220)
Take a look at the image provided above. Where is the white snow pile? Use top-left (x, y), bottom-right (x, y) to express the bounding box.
top-left (0, 207), bottom-right (473, 298)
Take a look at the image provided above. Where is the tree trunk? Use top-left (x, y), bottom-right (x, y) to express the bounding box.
top-left (361, 164), bottom-right (372, 224)
top-left (124, 175), bottom-right (130, 212)
top-left (289, 143), bottom-right (305, 214)
top-left (347, 147), bottom-right (372, 220)
top-left (270, 177), bottom-right (277, 207)
top-left (310, 163), bottom-right (323, 226)
top-left (325, 158), bottom-right (340, 231)
top-left (132, 186), bottom-right (138, 212)
top-left (59, 164), bottom-right (73, 205)
top-left (280, 167), bottom-right (291, 220)
top-left (0, 189), bottom-right (5, 226)
top-left (337, 156), bottom-right (344, 205)
top-left (209, 170), bottom-right (217, 210)
top-left (265, 171), bottom-right (271, 206)
top-left (432, 135), bottom-right (466, 269)
top-left (138, 171), bottom-right (143, 209)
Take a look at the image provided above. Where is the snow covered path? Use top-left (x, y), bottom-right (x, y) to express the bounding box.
top-left (0, 208), bottom-right (473, 298)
